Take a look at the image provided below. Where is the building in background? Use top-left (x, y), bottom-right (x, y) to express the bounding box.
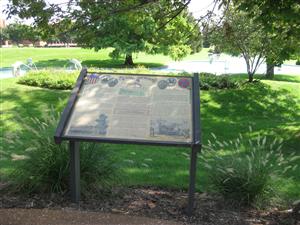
top-left (0, 17), bottom-right (10, 47)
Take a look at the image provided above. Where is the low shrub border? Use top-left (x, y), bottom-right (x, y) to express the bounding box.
top-left (18, 70), bottom-right (78, 90)
top-left (18, 70), bottom-right (241, 90)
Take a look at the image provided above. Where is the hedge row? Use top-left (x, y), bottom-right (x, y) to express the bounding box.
top-left (18, 70), bottom-right (241, 90)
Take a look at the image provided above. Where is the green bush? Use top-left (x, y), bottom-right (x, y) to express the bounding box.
top-left (18, 70), bottom-right (78, 90)
top-left (199, 73), bottom-right (240, 90)
top-left (5, 109), bottom-right (119, 197)
top-left (18, 70), bottom-right (240, 91)
top-left (200, 131), bottom-right (299, 205)
top-left (296, 60), bottom-right (300, 65)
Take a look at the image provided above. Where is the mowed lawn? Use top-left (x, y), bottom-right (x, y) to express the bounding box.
top-left (1, 74), bottom-right (299, 203)
top-left (1, 47), bottom-right (211, 68)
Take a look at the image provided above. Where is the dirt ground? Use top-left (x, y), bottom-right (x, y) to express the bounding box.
top-left (0, 187), bottom-right (299, 225)
top-left (0, 208), bottom-right (181, 225)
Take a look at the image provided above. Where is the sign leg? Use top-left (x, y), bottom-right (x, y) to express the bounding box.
top-left (69, 141), bottom-right (80, 203)
top-left (187, 144), bottom-right (200, 216)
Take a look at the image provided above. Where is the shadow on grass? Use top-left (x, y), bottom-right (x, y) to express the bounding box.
top-left (82, 59), bottom-right (164, 68)
top-left (35, 59), bottom-right (69, 68)
top-left (230, 74), bottom-right (300, 83)
top-left (34, 58), bottom-right (164, 69)
top-left (201, 82), bottom-right (300, 199)
top-left (202, 82), bottom-right (300, 145)
top-left (1, 80), bottom-right (299, 200)
top-left (0, 84), bottom-right (70, 175)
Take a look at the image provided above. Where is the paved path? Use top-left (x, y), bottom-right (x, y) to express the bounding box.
top-left (0, 209), bottom-right (182, 225)
top-left (165, 58), bottom-right (300, 75)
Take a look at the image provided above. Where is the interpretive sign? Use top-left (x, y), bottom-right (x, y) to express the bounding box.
top-left (55, 69), bottom-right (201, 216)
top-left (64, 73), bottom-right (193, 143)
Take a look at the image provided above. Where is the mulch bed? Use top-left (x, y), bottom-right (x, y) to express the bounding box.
top-left (0, 186), bottom-right (299, 225)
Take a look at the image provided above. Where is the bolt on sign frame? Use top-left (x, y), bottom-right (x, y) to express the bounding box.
top-left (54, 68), bottom-right (201, 216)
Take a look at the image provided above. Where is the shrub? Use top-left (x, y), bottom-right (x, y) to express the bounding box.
top-left (18, 69), bottom-right (240, 91)
top-left (200, 131), bottom-right (299, 205)
top-left (296, 60), bottom-right (300, 65)
top-left (5, 109), bottom-right (119, 197)
top-left (18, 70), bottom-right (78, 90)
top-left (199, 73), bottom-right (240, 90)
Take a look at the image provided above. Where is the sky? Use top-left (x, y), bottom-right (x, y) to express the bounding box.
top-left (1, 0), bottom-right (217, 24)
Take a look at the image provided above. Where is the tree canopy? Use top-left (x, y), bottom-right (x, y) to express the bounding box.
top-left (209, 7), bottom-right (267, 81)
top-left (233, 0), bottom-right (300, 36)
top-left (6, 0), bottom-right (201, 65)
top-left (3, 22), bottom-right (42, 45)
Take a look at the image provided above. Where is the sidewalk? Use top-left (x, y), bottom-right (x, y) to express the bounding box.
top-left (0, 209), bottom-right (182, 225)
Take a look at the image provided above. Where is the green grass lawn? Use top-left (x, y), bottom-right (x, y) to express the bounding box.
top-left (0, 47), bottom-right (211, 68)
top-left (1, 47), bottom-right (297, 69)
top-left (1, 74), bottom-right (299, 204)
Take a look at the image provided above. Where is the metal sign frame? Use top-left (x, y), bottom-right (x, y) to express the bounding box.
top-left (54, 68), bottom-right (201, 216)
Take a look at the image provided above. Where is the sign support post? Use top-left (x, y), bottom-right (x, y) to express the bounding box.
top-left (186, 73), bottom-right (201, 216)
top-left (187, 144), bottom-right (201, 216)
top-left (70, 141), bottom-right (80, 203)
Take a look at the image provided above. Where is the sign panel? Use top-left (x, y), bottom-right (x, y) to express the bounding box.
top-left (63, 73), bottom-right (193, 143)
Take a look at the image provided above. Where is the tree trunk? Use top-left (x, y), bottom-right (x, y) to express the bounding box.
top-left (266, 63), bottom-right (275, 79)
top-left (248, 72), bottom-right (254, 82)
top-left (124, 54), bottom-right (134, 66)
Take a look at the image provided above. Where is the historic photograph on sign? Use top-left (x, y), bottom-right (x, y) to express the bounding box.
top-left (64, 73), bottom-right (193, 143)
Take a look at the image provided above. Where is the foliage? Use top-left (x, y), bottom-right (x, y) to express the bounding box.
top-left (0, 27), bottom-right (9, 44)
top-left (209, 6), bottom-right (299, 81)
top-left (4, 110), bottom-right (119, 196)
top-left (17, 69), bottom-right (241, 91)
top-left (18, 70), bottom-right (78, 90)
top-left (43, 19), bottom-right (77, 45)
top-left (6, 0), bottom-right (202, 65)
top-left (74, 2), bottom-right (202, 64)
top-left (233, 0), bottom-right (300, 37)
top-left (199, 73), bottom-right (240, 90)
top-left (4, 22), bottom-right (42, 45)
top-left (201, 132), bottom-right (299, 205)
top-left (209, 7), bottom-right (266, 82)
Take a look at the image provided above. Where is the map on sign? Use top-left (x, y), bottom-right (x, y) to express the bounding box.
top-left (64, 73), bottom-right (193, 143)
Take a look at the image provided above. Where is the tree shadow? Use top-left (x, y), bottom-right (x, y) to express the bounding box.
top-left (0, 84), bottom-right (69, 175)
top-left (33, 59), bottom-right (164, 69)
top-left (200, 82), bottom-right (300, 198)
top-left (81, 59), bottom-right (164, 68)
top-left (35, 59), bottom-right (69, 68)
top-left (201, 82), bottom-right (300, 141)
top-left (230, 74), bottom-right (300, 83)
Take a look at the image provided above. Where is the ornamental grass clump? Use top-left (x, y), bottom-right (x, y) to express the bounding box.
top-left (201, 131), bottom-right (298, 206)
top-left (4, 109), bottom-right (119, 197)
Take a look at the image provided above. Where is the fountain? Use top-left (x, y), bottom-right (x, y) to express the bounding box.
top-left (12, 58), bottom-right (38, 77)
top-left (69, 59), bottom-right (82, 70)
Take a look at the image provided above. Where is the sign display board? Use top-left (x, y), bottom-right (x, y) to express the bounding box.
top-left (55, 69), bottom-right (201, 216)
top-left (63, 73), bottom-right (193, 143)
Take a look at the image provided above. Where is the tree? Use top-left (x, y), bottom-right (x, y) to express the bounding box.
top-left (4, 22), bottom-right (42, 46)
top-left (49, 19), bottom-right (77, 47)
top-left (209, 8), bottom-right (267, 81)
top-left (209, 6), bottom-right (299, 81)
top-left (233, 0), bottom-right (300, 36)
top-left (5, 22), bottom-right (28, 45)
top-left (0, 28), bottom-right (9, 46)
top-left (24, 26), bottom-right (42, 44)
top-left (231, 0), bottom-right (300, 78)
top-left (6, 0), bottom-right (201, 65)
